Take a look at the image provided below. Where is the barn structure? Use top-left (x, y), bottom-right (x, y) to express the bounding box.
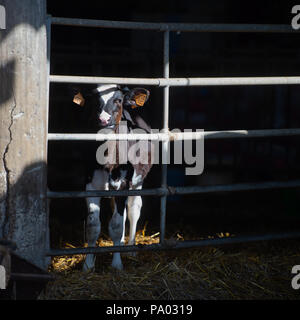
top-left (1, 0), bottom-right (300, 296)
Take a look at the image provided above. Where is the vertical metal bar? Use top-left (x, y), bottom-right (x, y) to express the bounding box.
top-left (46, 15), bottom-right (51, 142)
top-left (160, 30), bottom-right (170, 243)
top-left (45, 15), bottom-right (52, 265)
top-left (163, 31), bottom-right (170, 129)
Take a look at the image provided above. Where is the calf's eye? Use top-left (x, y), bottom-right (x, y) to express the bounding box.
top-left (114, 98), bottom-right (122, 106)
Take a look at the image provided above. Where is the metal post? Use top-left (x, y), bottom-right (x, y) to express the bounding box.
top-left (160, 30), bottom-right (170, 244)
top-left (45, 14), bottom-right (52, 268)
top-left (0, 0), bottom-right (48, 269)
top-left (46, 15), bottom-right (51, 139)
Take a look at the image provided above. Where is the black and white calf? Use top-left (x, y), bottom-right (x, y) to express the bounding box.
top-left (73, 84), bottom-right (154, 271)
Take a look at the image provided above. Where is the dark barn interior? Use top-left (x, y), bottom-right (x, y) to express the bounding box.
top-left (46, 0), bottom-right (300, 248)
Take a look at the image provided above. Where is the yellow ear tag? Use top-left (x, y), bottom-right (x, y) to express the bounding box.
top-left (73, 92), bottom-right (85, 107)
top-left (132, 93), bottom-right (147, 109)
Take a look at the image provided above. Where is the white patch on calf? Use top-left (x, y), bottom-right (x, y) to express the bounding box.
top-left (126, 170), bottom-right (143, 250)
top-left (88, 203), bottom-right (100, 213)
top-left (97, 84), bottom-right (118, 104)
top-left (127, 196), bottom-right (142, 247)
top-left (99, 110), bottom-right (111, 122)
top-left (131, 171), bottom-right (143, 190)
top-left (110, 170), bottom-right (127, 190)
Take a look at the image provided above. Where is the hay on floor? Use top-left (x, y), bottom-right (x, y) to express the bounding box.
top-left (39, 227), bottom-right (300, 300)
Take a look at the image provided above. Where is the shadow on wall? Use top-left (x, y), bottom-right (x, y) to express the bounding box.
top-left (0, 0), bottom-right (48, 105)
top-left (0, 161), bottom-right (49, 268)
top-left (0, 1), bottom-right (49, 268)
top-left (0, 60), bottom-right (15, 106)
top-left (0, 0), bottom-right (46, 41)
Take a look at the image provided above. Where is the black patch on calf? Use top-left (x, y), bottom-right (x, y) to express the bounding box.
top-left (109, 165), bottom-right (134, 190)
top-left (115, 197), bottom-right (127, 217)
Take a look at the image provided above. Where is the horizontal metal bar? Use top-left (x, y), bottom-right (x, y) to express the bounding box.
top-left (47, 179), bottom-right (300, 198)
top-left (46, 231), bottom-right (300, 256)
top-left (50, 75), bottom-right (300, 86)
top-left (171, 180), bottom-right (300, 195)
top-left (47, 128), bottom-right (300, 141)
top-left (48, 132), bottom-right (166, 141)
top-left (50, 75), bottom-right (159, 85)
top-left (47, 188), bottom-right (165, 198)
top-left (204, 128), bottom-right (300, 139)
top-left (51, 17), bottom-right (300, 33)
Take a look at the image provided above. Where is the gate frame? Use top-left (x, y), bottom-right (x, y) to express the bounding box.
top-left (46, 16), bottom-right (300, 257)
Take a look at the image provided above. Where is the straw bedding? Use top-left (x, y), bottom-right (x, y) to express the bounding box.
top-left (39, 226), bottom-right (300, 300)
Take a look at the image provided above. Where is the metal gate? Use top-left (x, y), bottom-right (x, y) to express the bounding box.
top-left (46, 17), bottom-right (300, 258)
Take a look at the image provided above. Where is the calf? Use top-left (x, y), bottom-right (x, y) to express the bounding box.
top-left (72, 84), bottom-right (154, 270)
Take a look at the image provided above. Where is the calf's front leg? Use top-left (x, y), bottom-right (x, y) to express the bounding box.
top-left (83, 169), bottom-right (109, 271)
top-left (109, 197), bottom-right (126, 270)
top-left (83, 187), bottom-right (100, 271)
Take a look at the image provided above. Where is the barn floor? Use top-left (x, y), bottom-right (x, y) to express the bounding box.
top-left (39, 224), bottom-right (300, 300)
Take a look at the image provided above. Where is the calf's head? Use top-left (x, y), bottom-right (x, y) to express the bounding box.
top-left (72, 84), bottom-right (150, 130)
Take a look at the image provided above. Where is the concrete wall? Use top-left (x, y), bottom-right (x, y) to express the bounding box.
top-left (0, 0), bottom-right (49, 269)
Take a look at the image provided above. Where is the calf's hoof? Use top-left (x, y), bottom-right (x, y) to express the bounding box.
top-left (83, 254), bottom-right (95, 272)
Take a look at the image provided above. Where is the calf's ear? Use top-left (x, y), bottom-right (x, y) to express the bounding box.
top-left (124, 88), bottom-right (150, 109)
top-left (73, 92), bottom-right (86, 107)
top-left (69, 85), bottom-right (86, 107)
